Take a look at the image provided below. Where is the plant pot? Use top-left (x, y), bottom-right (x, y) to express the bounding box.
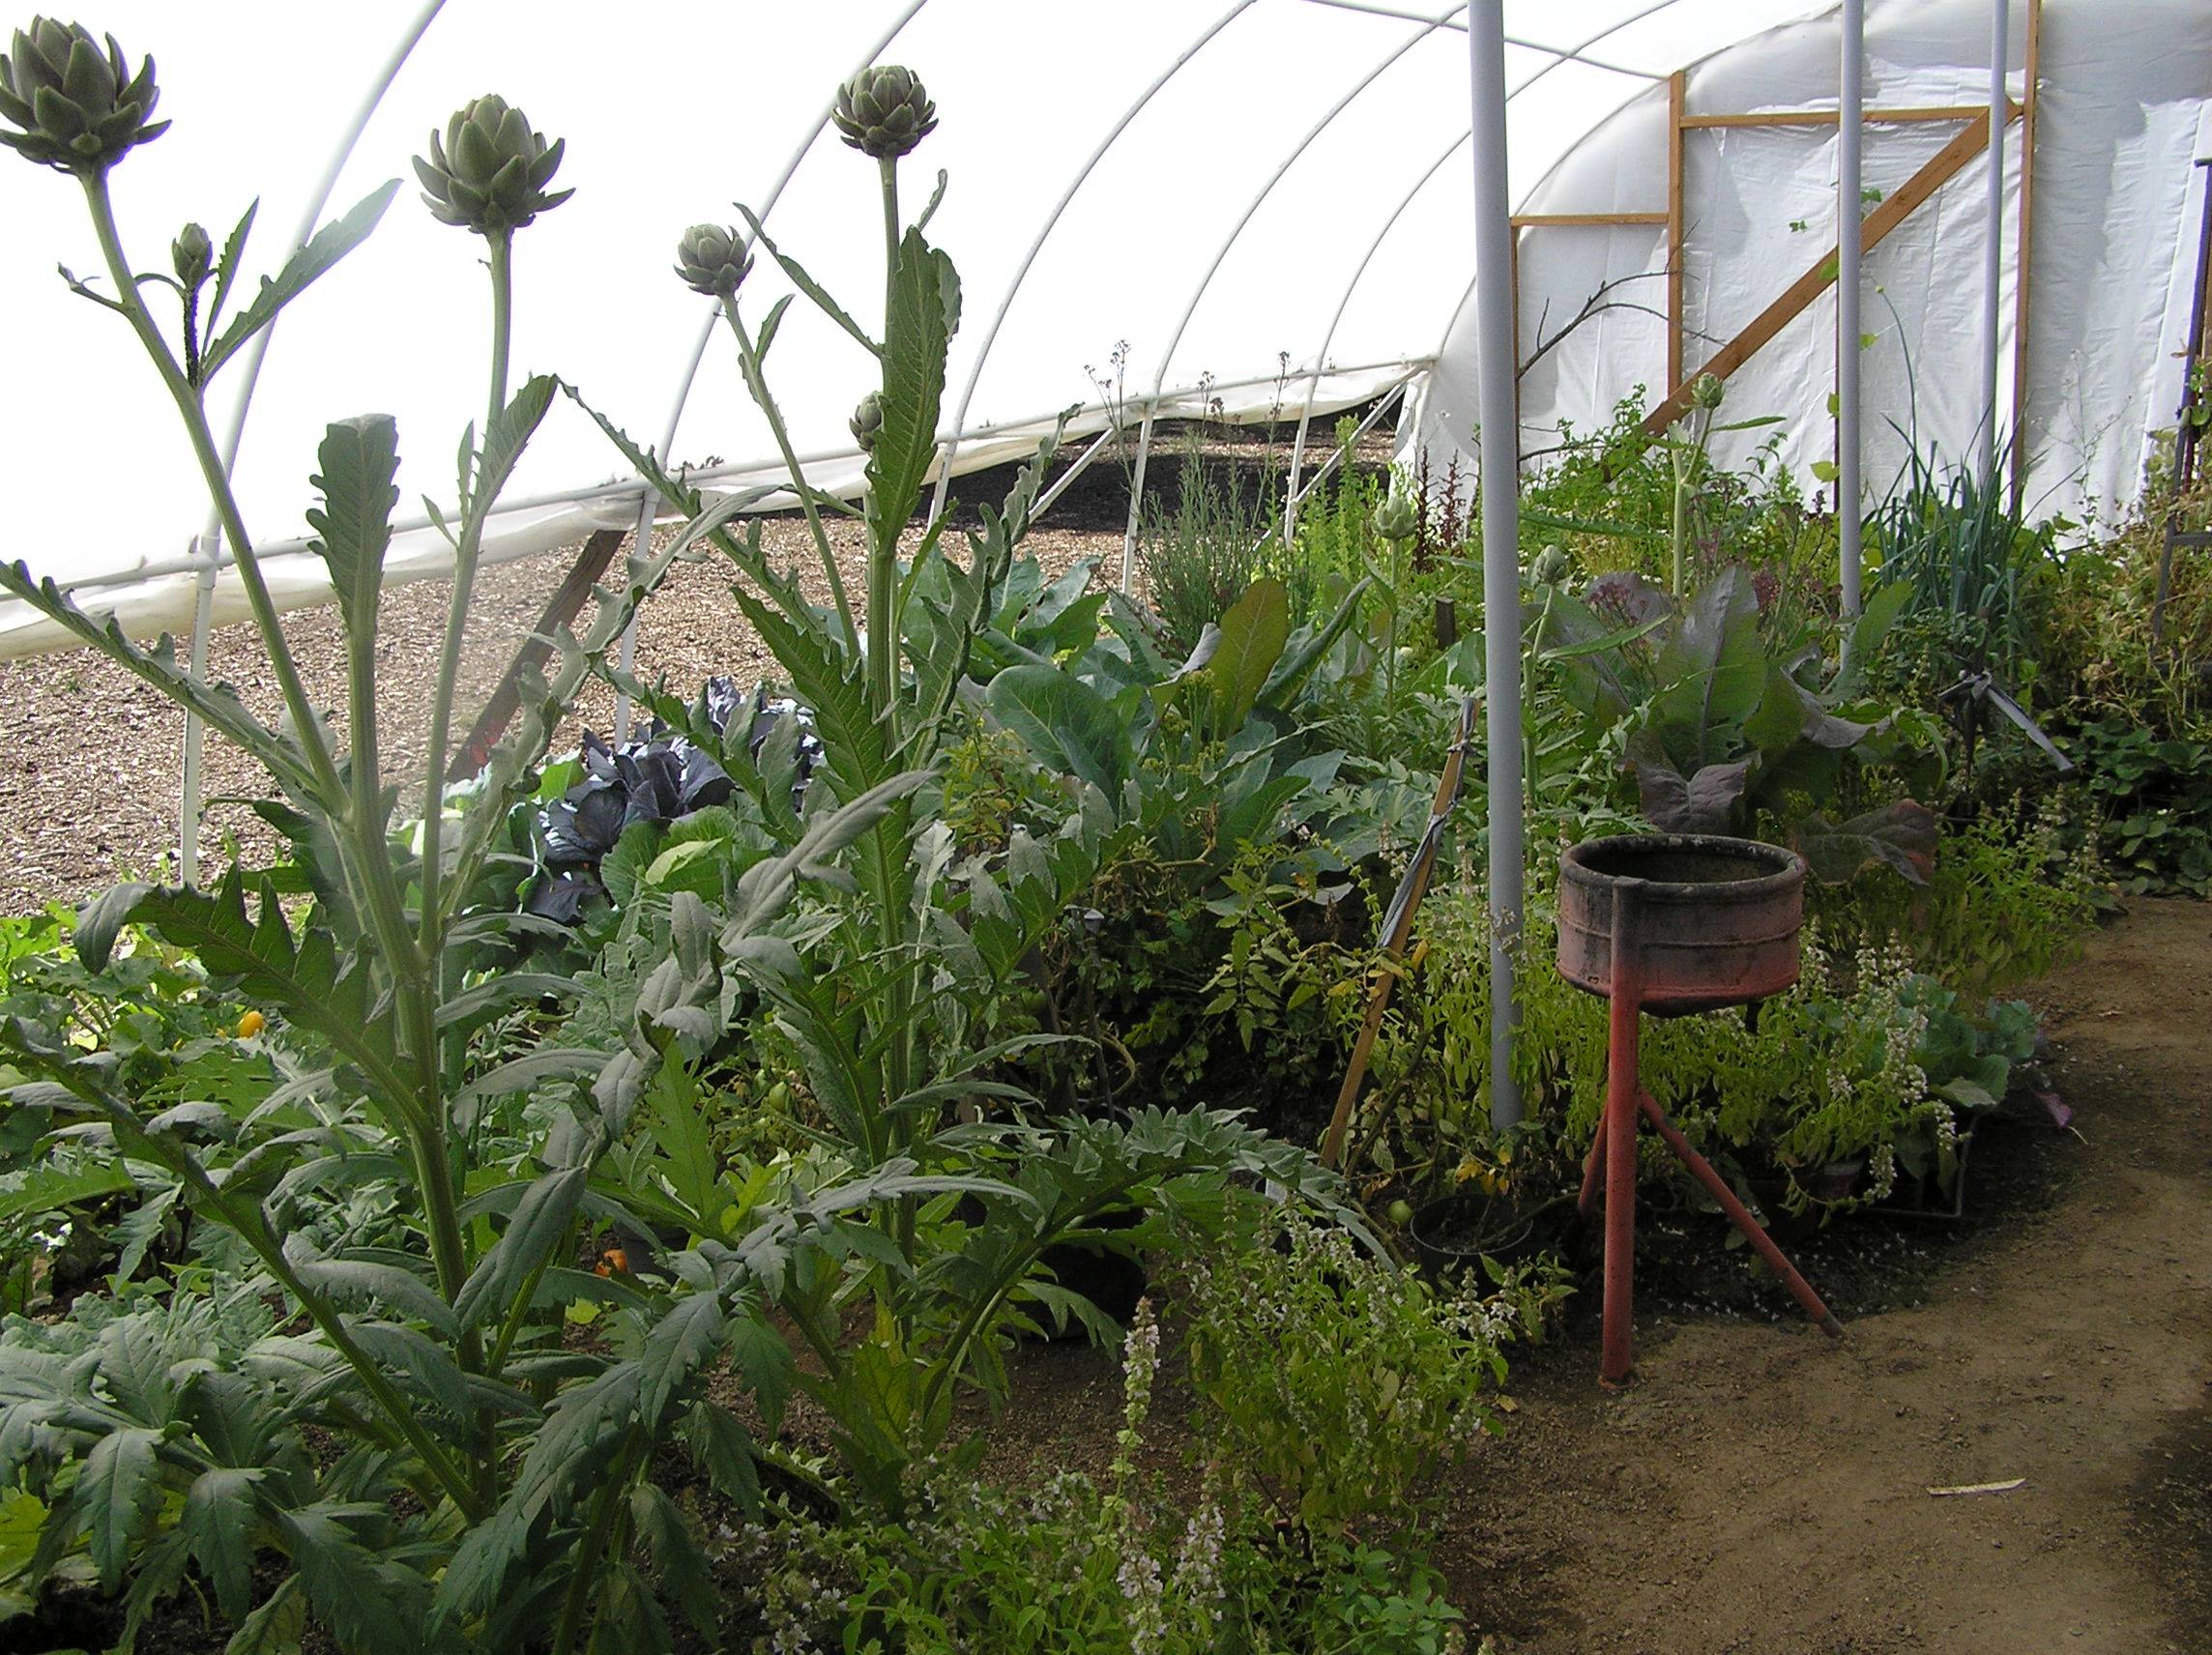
top-left (1808, 1156), bottom-right (1866, 1205)
top-left (1557, 834), bottom-right (1807, 1016)
top-left (1408, 1189), bottom-right (1542, 1279)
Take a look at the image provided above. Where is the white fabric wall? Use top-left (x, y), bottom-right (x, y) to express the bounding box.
top-left (1413, 0), bottom-right (2212, 524)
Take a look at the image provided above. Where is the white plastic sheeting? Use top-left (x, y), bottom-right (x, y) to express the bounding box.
top-left (1415, 0), bottom-right (2212, 521)
top-left (0, 1), bottom-right (2204, 662)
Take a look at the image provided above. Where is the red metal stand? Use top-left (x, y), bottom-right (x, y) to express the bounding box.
top-left (1575, 880), bottom-right (1844, 1385)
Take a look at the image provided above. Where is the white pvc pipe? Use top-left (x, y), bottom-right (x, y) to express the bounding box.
top-left (1838, 0), bottom-right (1864, 620)
top-left (1122, 0), bottom-right (1467, 585)
top-left (1980, 0), bottom-right (2009, 487)
top-left (613, 0), bottom-right (935, 739)
top-left (177, 0), bottom-right (447, 884)
top-left (930, 0), bottom-right (1258, 526)
top-left (1031, 428), bottom-right (1118, 523)
top-left (1469, 0), bottom-right (1524, 1130)
top-left (1280, 376), bottom-right (1412, 515)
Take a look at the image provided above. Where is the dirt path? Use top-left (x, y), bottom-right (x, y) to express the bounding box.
top-left (1445, 897), bottom-right (2212, 1654)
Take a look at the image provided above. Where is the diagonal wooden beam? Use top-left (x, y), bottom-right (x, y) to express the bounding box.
top-left (448, 527), bottom-right (626, 781)
top-left (1642, 104), bottom-right (2020, 436)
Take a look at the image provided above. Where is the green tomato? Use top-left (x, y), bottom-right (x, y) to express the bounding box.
top-left (1386, 1199), bottom-right (1414, 1227)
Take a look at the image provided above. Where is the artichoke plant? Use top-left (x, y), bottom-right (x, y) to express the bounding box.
top-left (170, 219), bottom-right (210, 288)
top-left (1691, 370), bottom-right (1726, 411)
top-left (831, 64), bottom-right (937, 160)
top-left (850, 392), bottom-right (883, 453)
top-left (0, 17), bottom-right (165, 175)
top-left (1374, 491), bottom-right (1420, 544)
top-left (674, 222), bottom-right (750, 299)
top-left (414, 93), bottom-right (570, 236)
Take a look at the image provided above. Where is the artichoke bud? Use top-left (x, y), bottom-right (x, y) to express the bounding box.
top-left (1374, 492), bottom-right (1420, 543)
top-left (171, 220), bottom-right (211, 289)
top-left (0, 17), bottom-right (167, 176)
top-left (831, 65), bottom-right (937, 161)
top-left (1530, 543), bottom-right (1570, 586)
top-left (673, 222), bottom-right (749, 299)
top-left (1691, 371), bottom-right (1726, 411)
top-left (414, 94), bottom-right (572, 236)
top-left (850, 392), bottom-right (883, 453)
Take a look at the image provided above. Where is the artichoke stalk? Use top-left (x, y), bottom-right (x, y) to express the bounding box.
top-left (412, 94), bottom-right (569, 964)
top-left (0, 17), bottom-right (164, 175)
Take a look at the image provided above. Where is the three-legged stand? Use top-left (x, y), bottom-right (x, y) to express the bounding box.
top-left (1577, 883), bottom-right (1845, 1385)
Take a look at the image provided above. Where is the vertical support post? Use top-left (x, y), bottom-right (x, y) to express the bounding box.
top-left (178, 546), bottom-right (217, 886)
top-left (1600, 882), bottom-right (1644, 1386)
top-left (2008, 0), bottom-right (2042, 508)
top-left (1468, 0), bottom-right (1524, 1131)
top-left (1667, 71), bottom-right (1687, 391)
top-left (1121, 403), bottom-right (1158, 592)
top-left (1979, 0), bottom-right (2010, 488)
top-left (1837, 0), bottom-right (1865, 623)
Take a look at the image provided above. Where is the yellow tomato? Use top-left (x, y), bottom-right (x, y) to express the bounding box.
top-left (236, 1009), bottom-right (266, 1039)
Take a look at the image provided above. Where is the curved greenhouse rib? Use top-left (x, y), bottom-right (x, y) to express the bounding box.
top-left (1120, 0), bottom-right (1477, 583)
top-left (179, 0), bottom-right (447, 884)
top-left (1284, 0), bottom-right (1680, 535)
top-left (1295, 0), bottom-right (1666, 80)
top-left (926, 0), bottom-right (1260, 526)
top-left (1421, 0), bottom-right (1690, 424)
top-left (613, 0), bottom-right (933, 735)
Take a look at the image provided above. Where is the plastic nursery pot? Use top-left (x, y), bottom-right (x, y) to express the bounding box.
top-left (1808, 1156), bottom-right (1867, 1205)
top-left (1407, 1188), bottom-right (1542, 1280)
top-left (1557, 833), bottom-right (1807, 1017)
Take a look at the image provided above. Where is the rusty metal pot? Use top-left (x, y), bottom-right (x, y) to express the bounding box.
top-left (1557, 834), bottom-right (1806, 1017)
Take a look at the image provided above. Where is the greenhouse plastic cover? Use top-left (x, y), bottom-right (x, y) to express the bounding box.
top-left (0, 1), bottom-right (2203, 661)
top-left (1416, 0), bottom-right (2212, 523)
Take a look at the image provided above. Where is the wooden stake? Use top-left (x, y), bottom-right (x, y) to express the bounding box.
top-left (1320, 699), bottom-right (1477, 1170)
top-left (449, 527), bottom-right (627, 780)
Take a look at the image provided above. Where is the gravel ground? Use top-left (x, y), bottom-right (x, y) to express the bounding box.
top-left (0, 513), bottom-right (1118, 915)
top-left (0, 416), bottom-right (1399, 915)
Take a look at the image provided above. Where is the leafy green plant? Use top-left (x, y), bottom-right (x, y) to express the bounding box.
top-left (723, 1297), bottom-right (1473, 1655)
top-left (583, 72), bottom-right (1382, 1519)
top-left (1810, 796), bottom-right (2104, 992)
top-left (1170, 1213), bottom-right (1506, 1535)
top-left (1866, 438), bottom-right (2054, 692)
top-left (1349, 872), bottom-right (2021, 1213)
top-left (2055, 716), bottom-right (2212, 896)
top-left (1542, 566), bottom-right (1942, 884)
